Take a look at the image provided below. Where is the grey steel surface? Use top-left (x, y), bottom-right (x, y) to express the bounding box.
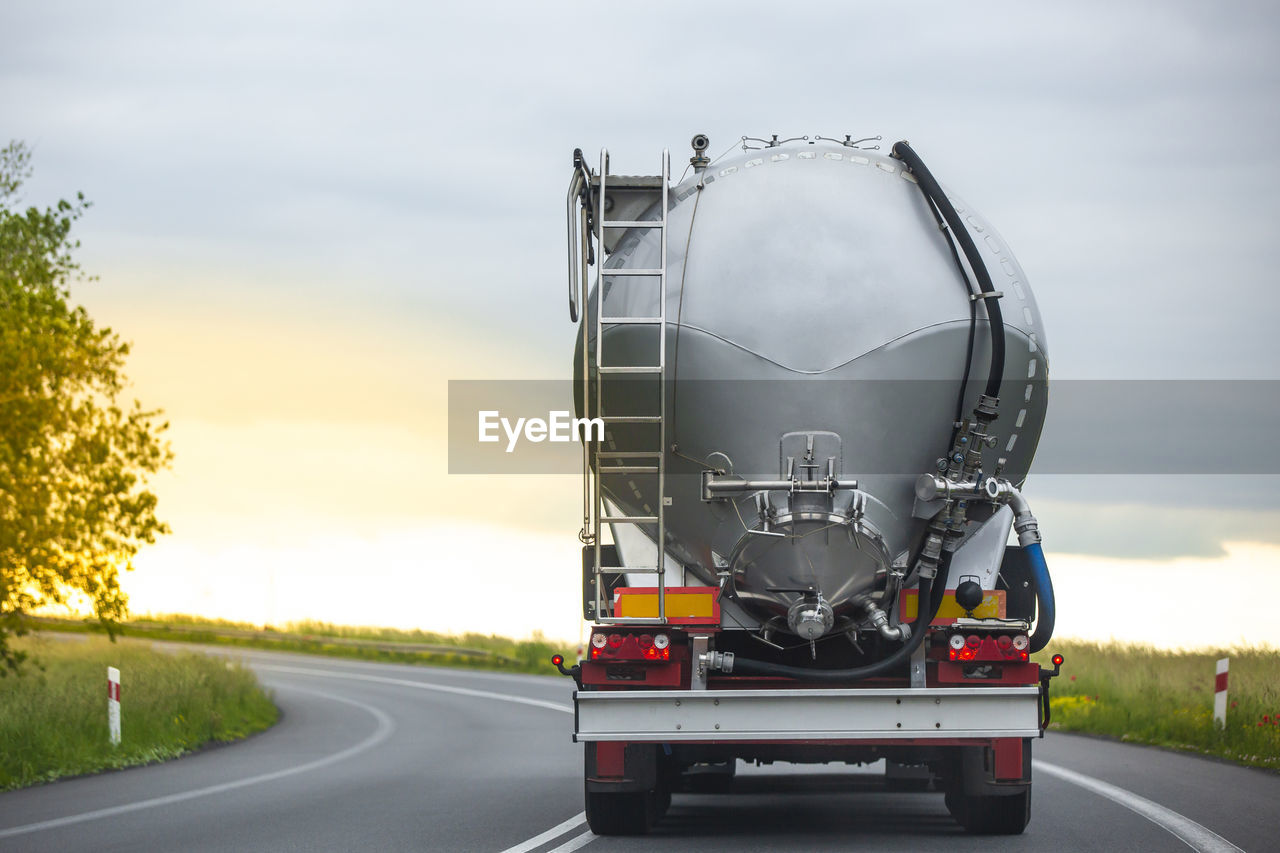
top-left (575, 141), bottom-right (1050, 633)
top-left (574, 686), bottom-right (1042, 742)
top-left (2, 646), bottom-right (1275, 852)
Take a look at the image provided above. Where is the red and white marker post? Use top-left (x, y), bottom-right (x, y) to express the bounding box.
top-left (1213, 657), bottom-right (1228, 727)
top-left (107, 666), bottom-right (121, 746)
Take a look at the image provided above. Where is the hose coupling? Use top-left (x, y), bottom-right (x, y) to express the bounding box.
top-left (1007, 485), bottom-right (1043, 546)
top-left (916, 532), bottom-right (944, 579)
top-left (1014, 514), bottom-right (1042, 546)
top-left (858, 598), bottom-right (911, 643)
top-left (700, 651), bottom-right (735, 673)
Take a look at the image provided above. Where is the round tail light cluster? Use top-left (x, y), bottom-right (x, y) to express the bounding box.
top-left (947, 632), bottom-right (1031, 662)
top-left (587, 631), bottom-right (673, 661)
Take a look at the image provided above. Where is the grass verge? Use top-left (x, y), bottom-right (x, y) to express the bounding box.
top-left (24, 621), bottom-right (1274, 773)
top-left (1038, 640), bottom-right (1280, 771)
top-left (29, 613), bottom-right (564, 676)
top-left (0, 635), bottom-right (279, 791)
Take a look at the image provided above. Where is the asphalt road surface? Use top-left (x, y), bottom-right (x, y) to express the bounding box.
top-left (1, 647), bottom-right (1275, 852)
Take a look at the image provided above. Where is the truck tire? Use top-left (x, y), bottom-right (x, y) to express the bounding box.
top-left (945, 788), bottom-right (1031, 835)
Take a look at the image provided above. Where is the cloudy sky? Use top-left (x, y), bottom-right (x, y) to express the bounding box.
top-left (5, 0), bottom-right (1278, 647)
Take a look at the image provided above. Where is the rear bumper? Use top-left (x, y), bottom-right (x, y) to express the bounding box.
top-left (574, 686), bottom-right (1042, 743)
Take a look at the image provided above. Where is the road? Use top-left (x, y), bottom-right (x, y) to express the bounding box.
top-left (1, 647), bottom-right (1275, 852)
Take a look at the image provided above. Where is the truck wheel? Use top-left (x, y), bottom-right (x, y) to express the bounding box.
top-left (945, 788), bottom-right (1031, 835)
top-left (585, 790), bottom-right (650, 836)
top-left (656, 782), bottom-right (672, 817)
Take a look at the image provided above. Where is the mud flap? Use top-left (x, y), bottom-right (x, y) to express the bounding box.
top-left (951, 738), bottom-right (1032, 796)
top-left (585, 742), bottom-right (659, 793)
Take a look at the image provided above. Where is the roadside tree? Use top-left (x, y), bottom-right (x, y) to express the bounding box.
top-left (0, 140), bottom-right (171, 671)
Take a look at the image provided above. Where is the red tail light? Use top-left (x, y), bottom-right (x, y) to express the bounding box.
top-left (586, 631), bottom-right (677, 662)
top-left (948, 633), bottom-right (1032, 663)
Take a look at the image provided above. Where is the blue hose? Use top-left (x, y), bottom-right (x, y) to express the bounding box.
top-left (1025, 542), bottom-right (1055, 653)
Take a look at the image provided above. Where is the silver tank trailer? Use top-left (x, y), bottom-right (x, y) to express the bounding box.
top-left (577, 138), bottom-right (1047, 641)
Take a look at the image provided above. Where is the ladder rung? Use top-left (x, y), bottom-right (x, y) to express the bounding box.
top-left (598, 366), bottom-right (662, 375)
top-left (597, 451), bottom-right (662, 459)
top-left (596, 566), bottom-right (662, 574)
top-left (603, 268), bottom-right (663, 276)
top-left (603, 220), bottom-right (664, 229)
top-left (599, 465), bottom-right (659, 474)
top-left (600, 317), bottom-right (662, 324)
top-left (600, 415), bottom-right (663, 423)
top-left (601, 515), bottom-right (659, 524)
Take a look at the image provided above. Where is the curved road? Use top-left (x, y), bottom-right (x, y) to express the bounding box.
top-left (1, 647), bottom-right (1275, 852)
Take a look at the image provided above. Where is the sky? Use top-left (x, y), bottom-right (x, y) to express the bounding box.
top-left (4, 0), bottom-right (1279, 648)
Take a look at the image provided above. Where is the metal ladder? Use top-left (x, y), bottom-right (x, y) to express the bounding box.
top-left (588, 148), bottom-right (670, 625)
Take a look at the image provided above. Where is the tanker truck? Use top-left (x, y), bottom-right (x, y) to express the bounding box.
top-left (552, 133), bottom-right (1064, 836)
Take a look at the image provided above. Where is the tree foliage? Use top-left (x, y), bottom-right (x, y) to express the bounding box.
top-left (0, 141), bottom-right (171, 671)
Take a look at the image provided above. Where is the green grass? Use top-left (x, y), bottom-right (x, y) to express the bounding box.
top-left (24, 621), bottom-right (1273, 776)
top-left (0, 635), bottom-right (279, 791)
top-left (1038, 640), bottom-right (1280, 771)
top-left (29, 613), bottom-right (566, 676)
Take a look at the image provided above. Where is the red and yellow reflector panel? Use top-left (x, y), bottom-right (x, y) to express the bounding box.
top-left (614, 586), bottom-right (720, 625)
top-left (899, 588), bottom-right (1006, 624)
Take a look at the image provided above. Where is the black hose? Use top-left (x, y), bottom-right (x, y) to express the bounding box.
top-left (725, 555), bottom-right (951, 683)
top-left (892, 141), bottom-right (1006, 402)
top-left (921, 190), bottom-right (979, 437)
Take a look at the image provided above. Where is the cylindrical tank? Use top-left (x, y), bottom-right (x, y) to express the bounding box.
top-left (578, 140), bottom-right (1047, 639)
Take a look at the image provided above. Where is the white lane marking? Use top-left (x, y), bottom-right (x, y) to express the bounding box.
top-left (253, 663), bottom-right (574, 715)
top-left (1034, 760), bottom-right (1244, 853)
top-left (256, 663), bottom-right (591, 853)
top-left (547, 829), bottom-right (597, 852)
top-left (498, 812), bottom-right (588, 853)
top-left (0, 686), bottom-right (395, 840)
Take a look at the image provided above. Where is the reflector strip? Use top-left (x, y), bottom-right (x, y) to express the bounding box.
top-left (614, 586), bottom-right (719, 623)
top-left (899, 589), bottom-right (1005, 621)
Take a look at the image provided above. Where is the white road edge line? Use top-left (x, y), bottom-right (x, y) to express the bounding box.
top-left (1033, 760), bottom-right (1244, 853)
top-left (253, 666), bottom-right (588, 850)
top-left (252, 662), bottom-right (575, 715)
top-left (498, 812), bottom-right (588, 853)
top-left (252, 663), bottom-right (589, 853)
top-left (546, 829), bottom-right (597, 853)
top-left (0, 686), bottom-right (396, 840)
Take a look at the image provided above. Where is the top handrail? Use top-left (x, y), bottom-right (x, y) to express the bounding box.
top-left (565, 149), bottom-right (593, 323)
